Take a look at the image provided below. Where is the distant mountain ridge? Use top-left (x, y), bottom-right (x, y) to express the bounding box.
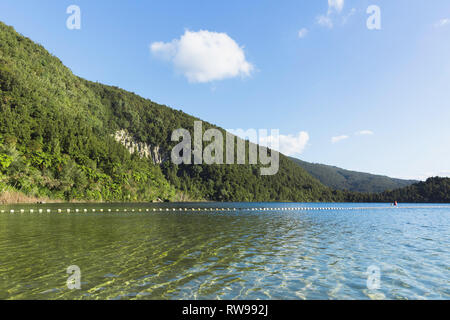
top-left (289, 157), bottom-right (418, 193)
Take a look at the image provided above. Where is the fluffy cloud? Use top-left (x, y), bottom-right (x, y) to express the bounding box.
top-left (328, 0), bottom-right (344, 14)
top-left (331, 135), bottom-right (349, 143)
top-left (317, 0), bottom-right (349, 29)
top-left (331, 130), bottom-right (373, 144)
top-left (316, 15), bottom-right (333, 28)
top-left (261, 132), bottom-right (310, 156)
top-left (435, 18), bottom-right (450, 28)
top-left (356, 130), bottom-right (374, 135)
top-left (298, 28), bottom-right (308, 38)
top-left (150, 30), bottom-right (253, 83)
top-left (229, 130), bottom-right (310, 156)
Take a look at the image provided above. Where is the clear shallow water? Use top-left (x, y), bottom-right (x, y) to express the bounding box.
top-left (0, 202), bottom-right (448, 300)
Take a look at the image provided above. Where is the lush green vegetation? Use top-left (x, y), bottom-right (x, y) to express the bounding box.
top-left (1, 21), bottom-right (448, 204)
top-left (0, 21), bottom-right (340, 203)
top-left (349, 177), bottom-right (450, 203)
top-left (289, 157), bottom-right (417, 193)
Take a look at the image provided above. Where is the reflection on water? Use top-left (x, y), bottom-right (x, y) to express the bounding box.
top-left (0, 203), bottom-right (448, 300)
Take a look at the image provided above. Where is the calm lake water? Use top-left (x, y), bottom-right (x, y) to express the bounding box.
top-left (0, 202), bottom-right (448, 300)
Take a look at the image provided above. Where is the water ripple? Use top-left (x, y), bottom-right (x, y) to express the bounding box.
top-left (0, 203), bottom-right (448, 299)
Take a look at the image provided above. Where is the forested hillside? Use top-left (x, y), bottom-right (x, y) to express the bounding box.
top-left (289, 157), bottom-right (417, 193)
top-left (0, 21), bottom-right (338, 203)
top-left (355, 177), bottom-right (450, 203)
top-left (1, 22), bottom-right (448, 204)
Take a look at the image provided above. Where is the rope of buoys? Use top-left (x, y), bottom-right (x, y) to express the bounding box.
top-left (2, 205), bottom-right (450, 215)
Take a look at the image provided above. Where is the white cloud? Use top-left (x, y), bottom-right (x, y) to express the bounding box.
top-left (298, 28), bottom-right (308, 38)
top-left (331, 135), bottom-right (349, 143)
top-left (356, 130), bottom-right (374, 135)
top-left (150, 30), bottom-right (253, 83)
top-left (328, 0), bottom-right (344, 14)
top-left (261, 132), bottom-right (310, 156)
top-left (317, 0), bottom-right (351, 29)
top-left (229, 130), bottom-right (310, 156)
top-left (435, 18), bottom-right (450, 28)
top-left (316, 15), bottom-right (334, 28)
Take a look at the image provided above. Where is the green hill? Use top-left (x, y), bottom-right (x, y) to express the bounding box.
top-left (0, 21), bottom-right (339, 203)
top-left (347, 177), bottom-right (450, 203)
top-left (379, 177), bottom-right (450, 203)
top-left (289, 157), bottom-right (417, 193)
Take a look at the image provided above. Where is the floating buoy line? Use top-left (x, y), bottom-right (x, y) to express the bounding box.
top-left (1, 205), bottom-right (450, 214)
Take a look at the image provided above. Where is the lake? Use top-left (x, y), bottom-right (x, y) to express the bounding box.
top-left (0, 202), bottom-right (448, 300)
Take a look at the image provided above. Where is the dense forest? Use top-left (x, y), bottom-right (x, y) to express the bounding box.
top-left (0, 21), bottom-right (448, 204)
top-left (289, 157), bottom-right (417, 193)
top-left (355, 177), bottom-right (450, 203)
top-left (0, 21), bottom-right (338, 203)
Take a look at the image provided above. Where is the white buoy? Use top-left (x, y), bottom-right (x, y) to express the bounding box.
top-left (75, 209), bottom-right (79, 212)
top-left (39, 209), bottom-right (43, 213)
top-left (67, 209), bottom-right (71, 213)
top-left (108, 209), bottom-right (111, 212)
top-left (47, 209), bottom-right (51, 213)
top-left (10, 209), bottom-right (14, 213)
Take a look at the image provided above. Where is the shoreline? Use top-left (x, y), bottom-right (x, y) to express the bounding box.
top-left (0, 191), bottom-right (62, 205)
top-left (0, 190), bottom-right (204, 205)
top-left (2, 189), bottom-right (449, 206)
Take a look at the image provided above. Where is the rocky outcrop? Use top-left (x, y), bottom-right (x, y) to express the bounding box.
top-left (113, 129), bottom-right (168, 164)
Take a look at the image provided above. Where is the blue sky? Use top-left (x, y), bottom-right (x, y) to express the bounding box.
top-left (0, 0), bottom-right (449, 180)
